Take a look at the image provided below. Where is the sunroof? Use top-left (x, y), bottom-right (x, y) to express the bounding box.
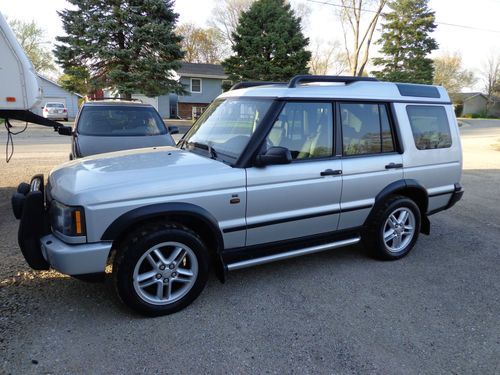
top-left (397, 84), bottom-right (440, 98)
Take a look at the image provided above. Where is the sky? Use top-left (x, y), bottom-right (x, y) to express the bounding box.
top-left (1, 0), bottom-right (499, 91)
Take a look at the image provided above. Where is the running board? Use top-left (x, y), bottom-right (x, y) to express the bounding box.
top-left (226, 236), bottom-right (361, 271)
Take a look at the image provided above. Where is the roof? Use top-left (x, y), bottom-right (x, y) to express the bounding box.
top-left (220, 80), bottom-right (451, 104)
top-left (453, 92), bottom-right (482, 101)
top-left (83, 100), bottom-right (152, 107)
top-left (177, 63), bottom-right (228, 79)
top-left (37, 74), bottom-right (83, 97)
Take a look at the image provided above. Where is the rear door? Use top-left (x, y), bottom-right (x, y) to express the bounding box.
top-left (245, 101), bottom-right (342, 246)
top-left (338, 102), bottom-right (404, 230)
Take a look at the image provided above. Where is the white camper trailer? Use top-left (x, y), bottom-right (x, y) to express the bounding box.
top-left (0, 11), bottom-right (61, 127)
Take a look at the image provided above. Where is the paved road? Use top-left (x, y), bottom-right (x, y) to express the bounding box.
top-left (0, 120), bottom-right (499, 374)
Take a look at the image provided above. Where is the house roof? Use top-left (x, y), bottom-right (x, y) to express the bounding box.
top-left (177, 63), bottom-right (228, 79)
top-left (37, 74), bottom-right (83, 97)
top-left (463, 93), bottom-right (500, 102)
top-left (451, 92), bottom-right (483, 102)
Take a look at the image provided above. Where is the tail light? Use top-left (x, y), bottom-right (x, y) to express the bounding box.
top-left (43, 108), bottom-right (48, 112)
top-left (63, 109), bottom-right (67, 112)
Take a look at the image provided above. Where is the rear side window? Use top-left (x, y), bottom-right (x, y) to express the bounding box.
top-left (340, 103), bottom-right (395, 156)
top-left (406, 106), bottom-right (452, 149)
top-left (77, 106), bottom-right (167, 136)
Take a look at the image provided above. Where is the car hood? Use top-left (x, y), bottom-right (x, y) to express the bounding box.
top-left (48, 146), bottom-right (243, 206)
top-left (76, 134), bottom-right (175, 157)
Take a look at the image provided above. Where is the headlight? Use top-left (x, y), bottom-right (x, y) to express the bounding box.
top-left (49, 201), bottom-right (86, 237)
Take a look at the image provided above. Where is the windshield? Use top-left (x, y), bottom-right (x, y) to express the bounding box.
top-left (182, 98), bottom-right (272, 161)
top-left (77, 106), bottom-right (167, 136)
top-left (46, 103), bottom-right (65, 108)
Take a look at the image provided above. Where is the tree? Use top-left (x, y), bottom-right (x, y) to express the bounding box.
top-left (209, 0), bottom-right (255, 47)
top-left (9, 19), bottom-right (56, 73)
top-left (176, 23), bottom-right (225, 64)
top-left (372, 0), bottom-right (438, 84)
top-left (58, 66), bottom-right (96, 95)
top-left (54, 0), bottom-right (184, 99)
top-left (433, 52), bottom-right (475, 95)
top-left (309, 40), bottom-right (348, 75)
top-left (480, 55), bottom-right (500, 114)
top-left (481, 55), bottom-right (500, 98)
top-left (338, 0), bottom-right (387, 76)
top-left (223, 0), bottom-right (311, 82)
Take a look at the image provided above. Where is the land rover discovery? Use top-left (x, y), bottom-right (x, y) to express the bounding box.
top-left (12, 75), bottom-right (464, 316)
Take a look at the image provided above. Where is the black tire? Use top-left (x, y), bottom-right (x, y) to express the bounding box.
top-left (113, 222), bottom-right (210, 316)
top-left (363, 195), bottom-right (421, 260)
top-left (64, 117), bottom-right (68, 122)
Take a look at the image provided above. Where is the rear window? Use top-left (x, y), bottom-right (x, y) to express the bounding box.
top-left (77, 106), bottom-right (167, 136)
top-left (406, 106), bottom-right (452, 149)
top-left (46, 103), bottom-right (65, 108)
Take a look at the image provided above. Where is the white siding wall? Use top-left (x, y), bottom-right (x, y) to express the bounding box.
top-left (33, 77), bottom-right (81, 119)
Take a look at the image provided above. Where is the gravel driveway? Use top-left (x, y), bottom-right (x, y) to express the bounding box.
top-left (0, 120), bottom-right (499, 374)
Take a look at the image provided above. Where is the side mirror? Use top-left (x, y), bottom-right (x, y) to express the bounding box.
top-left (255, 146), bottom-right (292, 167)
top-left (168, 125), bottom-right (179, 135)
top-left (57, 126), bottom-right (73, 136)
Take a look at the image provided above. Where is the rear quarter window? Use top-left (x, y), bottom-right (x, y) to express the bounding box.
top-left (406, 105), bottom-right (452, 150)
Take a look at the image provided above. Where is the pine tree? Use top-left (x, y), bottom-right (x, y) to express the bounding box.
top-left (54, 0), bottom-right (184, 98)
top-left (372, 0), bottom-right (438, 84)
top-left (222, 0), bottom-right (311, 82)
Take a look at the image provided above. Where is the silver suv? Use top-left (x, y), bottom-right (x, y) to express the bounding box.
top-left (12, 76), bottom-right (464, 316)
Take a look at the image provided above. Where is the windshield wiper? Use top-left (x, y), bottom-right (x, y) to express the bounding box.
top-left (187, 141), bottom-right (217, 159)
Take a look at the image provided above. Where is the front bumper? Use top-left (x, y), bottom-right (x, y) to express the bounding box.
top-left (40, 234), bottom-right (112, 275)
top-left (12, 175), bottom-right (111, 275)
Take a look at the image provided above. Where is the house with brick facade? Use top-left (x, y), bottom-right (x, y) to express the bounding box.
top-left (129, 63), bottom-right (229, 120)
top-left (175, 63), bottom-right (229, 119)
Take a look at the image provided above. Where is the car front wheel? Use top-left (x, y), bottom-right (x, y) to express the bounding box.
top-left (113, 223), bottom-right (209, 316)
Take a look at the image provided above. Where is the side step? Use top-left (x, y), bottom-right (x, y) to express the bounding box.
top-left (226, 236), bottom-right (361, 271)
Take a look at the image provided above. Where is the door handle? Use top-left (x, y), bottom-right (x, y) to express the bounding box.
top-left (385, 163), bottom-right (403, 169)
top-left (320, 169), bottom-right (342, 176)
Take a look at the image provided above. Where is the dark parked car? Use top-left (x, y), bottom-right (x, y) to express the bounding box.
top-left (58, 100), bottom-right (178, 159)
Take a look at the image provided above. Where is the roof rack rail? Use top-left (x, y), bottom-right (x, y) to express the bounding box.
top-left (230, 81), bottom-right (284, 91)
top-left (288, 75), bottom-right (378, 88)
top-left (86, 97), bottom-right (143, 102)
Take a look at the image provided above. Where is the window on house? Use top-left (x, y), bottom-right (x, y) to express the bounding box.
top-left (406, 105), bottom-right (452, 150)
top-left (340, 103), bottom-right (395, 156)
top-left (191, 78), bottom-right (202, 93)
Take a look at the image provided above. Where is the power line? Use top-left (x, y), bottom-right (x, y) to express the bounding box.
top-left (306, 0), bottom-right (500, 34)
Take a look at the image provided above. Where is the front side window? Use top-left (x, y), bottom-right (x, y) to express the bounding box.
top-left (182, 98), bottom-right (272, 161)
top-left (265, 102), bottom-right (333, 160)
top-left (340, 103), bottom-right (395, 156)
top-left (191, 78), bottom-right (202, 93)
top-left (77, 106), bottom-right (167, 136)
top-left (406, 105), bottom-right (452, 149)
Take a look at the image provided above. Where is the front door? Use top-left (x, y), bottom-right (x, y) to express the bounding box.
top-left (245, 101), bottom-right (342, 246)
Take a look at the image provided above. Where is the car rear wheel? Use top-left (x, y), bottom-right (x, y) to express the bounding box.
top-left (113, 222), bottom-right (209, 316)
top-left (364, 195), bottom-right (421, 260)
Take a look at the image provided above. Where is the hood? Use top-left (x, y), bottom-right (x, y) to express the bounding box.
top-left (48, 146), bottom-right (244, 206)
top-left (76, 134), bottom-right (175, 157)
